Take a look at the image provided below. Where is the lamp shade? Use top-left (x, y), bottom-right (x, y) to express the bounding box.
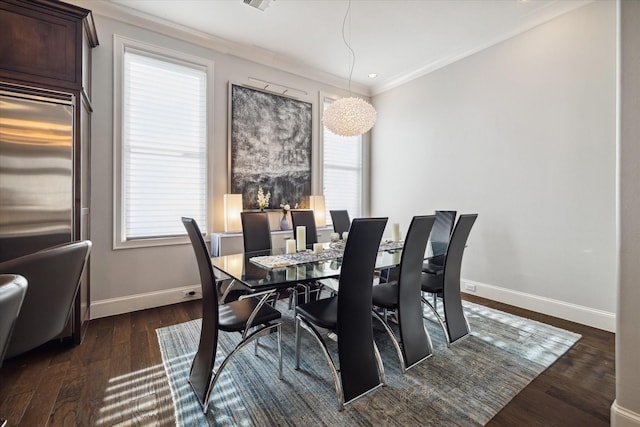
top-left (223, 194), bottom-right (243, 232)
top-left (323, 97), bottom-right (377, 137)
top-left (308, 195), bottom-right (326, 227)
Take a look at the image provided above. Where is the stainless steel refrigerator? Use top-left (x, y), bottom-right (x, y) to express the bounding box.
top-left (0, 87), bottom-right (75, 262)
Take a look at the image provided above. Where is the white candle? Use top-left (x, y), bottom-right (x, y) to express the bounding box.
top-left (392, 223), bottom-right (401, 242)
top-left (330, 232), bottom-right (340, 242)
top-left (342, 231), bottom-right (349, 240)
top-left (313, 243), bottom-right (323, 254)
top-left (392, 251), bottom-right (401, 265)
top-left (296, 226), bottom-right (306, 251)
top-left (286, 239), bottom-right (296, 254)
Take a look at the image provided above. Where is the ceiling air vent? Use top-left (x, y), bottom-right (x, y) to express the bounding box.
top-left (243, 0), bottom-right (273, 12)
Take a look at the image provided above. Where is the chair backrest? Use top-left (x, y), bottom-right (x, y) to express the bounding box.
top-left (0, 241), bottom-right (91, 359)
top-left (241, 211), bottom-right (272, 253)
top-left (442, 214), bottom-right (477, 342)
top-left (330, 210), bottom-right (351, 236)
top-left (336, 217), bottom-right (387, 402)
top-left (430, 210), bottom-right (456, 260)
top-left (290, 209), bottom-right (318, 246)
top-left (0, 274), bottom-right (28, 366)
top-left (182, 217), bottom-right (219, 405)
top-left (396, 215), bottom-right (436, 365)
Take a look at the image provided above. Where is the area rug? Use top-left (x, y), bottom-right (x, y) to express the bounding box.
top-left (156, 301), bottom-right (580, 426)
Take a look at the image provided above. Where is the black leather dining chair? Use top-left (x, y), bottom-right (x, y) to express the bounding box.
top-left (182, 217), bottom-right (282, 414)
top-left (241, 210), bottom-right (297, 306)
top-left (329, 210), bottom-right (351, 237)
top-left (421, 214), bottom-right (477, 345)
top-left (294, 217), bottom-right (388, 411)
top-left (0, 241), bottom-right (91, 359)
top-left (428, 211), bottom-right (457, 261)
top-left (0, 274), bottom-right (28, 427)
top-left (290, 209), bottom-right (318, 247)
top-left (372, 215), bottom-right (436, 372)
top-left (240, 211), bottom-right (272, 253)
top-left (422, 210), bottom-right (457, 308)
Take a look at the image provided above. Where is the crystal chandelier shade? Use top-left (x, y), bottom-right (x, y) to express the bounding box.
top-left (323, 0), bottom-right (377, 137)
top-left (323, 97), bottom-right (377, 137)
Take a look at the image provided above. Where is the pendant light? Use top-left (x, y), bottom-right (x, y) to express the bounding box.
top-left (323, 0), bottom-right (377, 137)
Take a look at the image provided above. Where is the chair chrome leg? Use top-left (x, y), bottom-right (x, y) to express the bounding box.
top-left (277, 323), bottom-right (283, 380)
top-left (424, 324), bottom-right (434, 354)
top-left (294, 316), bottom-right (301, 369)
top-left (192, 322), bottom-right (281, 414)
top-left (220, 279), bottom-right (239, 303)
top-left (296, 314), bottom-right (345, 411)
top-left (421, 296), bottom-right (451, 347)
top-left (372, 310), bottom-right (406, 373)
top-left (372, 341), bottom-right (387, 385)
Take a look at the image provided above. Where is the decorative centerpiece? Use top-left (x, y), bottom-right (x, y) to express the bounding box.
top-left (280, 202), bottom-right (291, 230)
top-left (257, 185), bottom-right (270, 211)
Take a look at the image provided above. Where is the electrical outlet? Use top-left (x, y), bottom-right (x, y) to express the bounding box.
top-left (464, 283), bottom-right (477, 292)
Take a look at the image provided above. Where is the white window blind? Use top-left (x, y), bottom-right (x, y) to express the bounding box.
top-left (123, 49), bottom-right (208, 240)
top-left (323, 99), bottom-right (363, 223)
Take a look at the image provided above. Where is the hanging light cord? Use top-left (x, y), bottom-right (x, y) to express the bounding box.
top-left (341, 0), bottom-right (355, 96)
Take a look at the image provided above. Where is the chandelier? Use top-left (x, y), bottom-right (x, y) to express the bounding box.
top-left (323, 0), bottom-right (377, 137)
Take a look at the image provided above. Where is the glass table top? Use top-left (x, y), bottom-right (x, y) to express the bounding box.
top-left (210, 240), bottom-right (441, 292)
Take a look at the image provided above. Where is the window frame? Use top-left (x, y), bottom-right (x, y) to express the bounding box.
top-left (113, 35), bottom-right (214, 249)
top-left (318, 92), bottom-right (371, 224)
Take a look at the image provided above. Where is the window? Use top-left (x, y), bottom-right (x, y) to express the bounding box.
top-left (114, 37), bottom-right (212, 248)
top-left (322, 97), bottom-right (366, 223)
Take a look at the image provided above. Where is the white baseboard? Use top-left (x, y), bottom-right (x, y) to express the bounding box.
top-left (91, 284), bottom-right (202, 319)
top-left (612, 400), bottom-right (640, 427)
top-left (461, 279), bottom-right (616, 332)
top-left (91, 279), bottom-right (616, 332)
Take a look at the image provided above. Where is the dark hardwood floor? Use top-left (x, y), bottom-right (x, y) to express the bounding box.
top-left (0, 295), bottom-right (614, 426)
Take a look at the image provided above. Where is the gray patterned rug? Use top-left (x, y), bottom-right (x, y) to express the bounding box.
top-left (156, 300), bottom-right (580, 426)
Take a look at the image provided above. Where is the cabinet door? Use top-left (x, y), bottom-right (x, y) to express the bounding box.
top-left (0, 2), bottom-right (81, 89)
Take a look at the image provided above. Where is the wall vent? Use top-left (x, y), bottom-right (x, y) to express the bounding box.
top-left (243, 0), bottom-right (274, 12)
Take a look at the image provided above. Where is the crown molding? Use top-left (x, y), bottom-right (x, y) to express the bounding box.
top-left (370, 0), bottom-right (593, 96)
top-left (68, 0), bottom-right (592, 98)
top-left (67, 0), bottom-right (372, 97)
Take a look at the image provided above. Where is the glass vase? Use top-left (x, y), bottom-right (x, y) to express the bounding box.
top-left (280, 214), bottom-right (290, 231)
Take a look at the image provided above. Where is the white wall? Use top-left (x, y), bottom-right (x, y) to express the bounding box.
top-left (371, 1), bottom-right (617, 328)
top-left (88, 13), bottom-right (356, 317)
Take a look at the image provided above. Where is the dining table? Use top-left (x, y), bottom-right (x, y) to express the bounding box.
top-left (209, 238), bottom-right (457, 333)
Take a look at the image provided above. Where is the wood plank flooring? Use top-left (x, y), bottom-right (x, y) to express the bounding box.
top-left (0, 295), bottom-right (614, 426)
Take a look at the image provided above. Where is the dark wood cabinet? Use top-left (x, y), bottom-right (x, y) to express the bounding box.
top-left (0, 0), bottom-right (98, 344)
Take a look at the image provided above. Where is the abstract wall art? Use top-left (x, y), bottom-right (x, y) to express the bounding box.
top-left (229, 83), bottom-right (312, 209)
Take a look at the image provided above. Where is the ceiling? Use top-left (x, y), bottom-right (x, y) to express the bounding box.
top-left (102, 0), bottom-right (591, 95)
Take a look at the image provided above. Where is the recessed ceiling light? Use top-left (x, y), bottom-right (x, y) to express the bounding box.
top-left (368, 73), bottom-right (378, 79)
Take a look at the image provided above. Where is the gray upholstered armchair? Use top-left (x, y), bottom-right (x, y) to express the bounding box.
top-left (0, 241), bottom-right (91, 359)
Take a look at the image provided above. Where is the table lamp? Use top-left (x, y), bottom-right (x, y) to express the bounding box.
top-left (308, 195), bottom-right (326, 227)
top-left (224, 194), bottom-right (243, 232)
